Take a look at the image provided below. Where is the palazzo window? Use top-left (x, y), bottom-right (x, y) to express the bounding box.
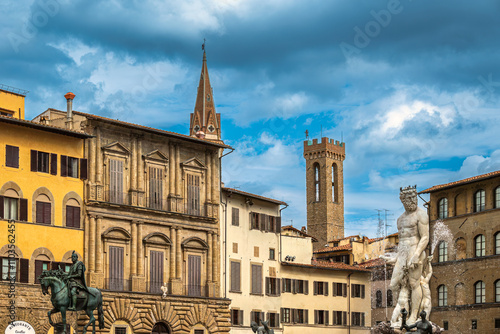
top-left (438, 198), bottom-right (448, 219)
top-left (375, 290), bottom-right (382, 308)
top-left (438, 285), bottom-right (447, 306)
top-left (231, 207), bottom-right (239, 226)
top-left (251, 264), bottom-right (263, 295)
top-left (495, 187), bottom-right (500, 208)
top-left (387, 289), bottom-right (393, 307)
top-left (230, 261), bottom-right (241, 292)
top-left (495, 280), bottom-right (500, 303)
top-left (495, 233), bottom-right (500, 255)
top-left (282, 278), bottom-right (292, 293)
top-left (268, 312), bottom-right (279, 328)
top-left (474, 189), bottom-right (485, 212)
top-left (187, 174), bottom-right (200, 215)
top-left (265, 277), bottom-right (280, 296)
top-left (31, 150), bottom-right (56, 175)
top-left (1, 258), bottom-right (18, 281)
top-left (3, 196), bottom-right (18, 220)
top-left (313, 281), bottom-right (328, 296)
top-left (438, 241), bottom-right (448, 262)
top-left (34, 259), bottom-right (50, 284)
top-left (474, 281), bottom-right (485, 304)
top-left (351, 312), bottom-right (365, 327)
top-left (280, 308), bottom-right (291, 323)
top-left (474, 234), bottom-right (485, 257)
top-left (332, 311), bottom-right (347, 325)
top-left (332, 282), bottom-right (347, 297)
top-left (5, 145), bottom-right (19, 168)
top-left (231, 309), bottom-right (243, 326)
top-left (66, 198), bottom-right (81, 228)
top-left (35, 194), bottom-right (51, 225)
top-left (314, 310), bottom-right (329, 325)
top-left (109, 159), bottom-right (124, 204)
top-left (61, 156), bottom-right (86, 179)
top-left (148, 167), bottom-right (163, 210)
top-left (352, 284), bottom-right (365, 298)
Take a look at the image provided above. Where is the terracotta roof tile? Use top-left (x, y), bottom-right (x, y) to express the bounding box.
top-left (358, 258), bottom-right (386, 268)
top-left (281, 225), bottom-right (318, 241)
top-left (314, 244), bottom-right (352, 253)
top-left (419, 170), bottom-right (500, 193)
top-left (281, 260), bottom-right (370, 272)
top-left (222, 187), bottom-right (287, 206)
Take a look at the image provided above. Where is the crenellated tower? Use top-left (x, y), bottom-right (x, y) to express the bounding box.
top-left (303, 137), bottom-right (346, 250)
top-left (190, 50), bottom-right (221, 141)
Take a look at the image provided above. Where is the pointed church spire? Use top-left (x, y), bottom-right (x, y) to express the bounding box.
top-left (190, 43), bottom-right (221, 141)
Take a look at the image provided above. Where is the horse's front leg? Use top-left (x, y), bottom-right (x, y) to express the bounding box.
top-left (61, 309), bottom-right (67, 334)
top-left (48, 308), bottom-right (59, 326)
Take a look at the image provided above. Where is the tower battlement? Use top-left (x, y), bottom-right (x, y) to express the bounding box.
top-left (303, 137), bottom-right (345, 161)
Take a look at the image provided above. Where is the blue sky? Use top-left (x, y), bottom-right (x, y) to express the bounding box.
top-left (2, 0), bottom-right (500, 237)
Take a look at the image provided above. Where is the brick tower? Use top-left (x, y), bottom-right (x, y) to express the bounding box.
top-left (303, 137), bottom-right (346, 250)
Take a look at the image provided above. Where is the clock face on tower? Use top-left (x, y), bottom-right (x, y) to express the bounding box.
top-left (208, 125), bottom-right (215, 133)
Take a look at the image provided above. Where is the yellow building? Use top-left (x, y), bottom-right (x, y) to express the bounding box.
top-left (0, 86), bottom-right (91, 332)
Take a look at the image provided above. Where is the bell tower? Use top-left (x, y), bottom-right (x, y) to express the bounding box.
top-left (303, 137), bottom-right (346, 250)
top-left (190, 49), bottom-right (221, 141)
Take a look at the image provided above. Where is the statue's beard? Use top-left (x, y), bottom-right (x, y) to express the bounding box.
top-left (402, 199), bottom-right (417, 212)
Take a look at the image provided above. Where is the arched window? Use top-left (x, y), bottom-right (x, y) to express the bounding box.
top-left (474, 281), bottom-right (485, 304)
top-left (438, 285), bottom-right (447, 306)
top-left (474, 190), bottom-right (485, 212)
top-left (65, 198), bottom-right (81, 228)
top-left (375, 290), bottom-right (382, 308)
top-left (438, 241), bottom-right (448, 262)
top-left (495, 280), bottom-right (500, 303)
top-left (35, 194), bottom-right (51, 225)
top-left (495, 186), bottom-right (500, 208)
top-left (455, 238), bottom-right (467, 260)
top-left (387, 289), bottom-right (393, 307)
top-left (495, 232), bottom-right (500, 255)
top-left (475, 234), bottom-right (485, 257)
top-left (438, 198), bottom-right (448, 219)
top-left (2, 188), bottom-right (20, 220)
top-left (314, 164), bottom-right (320, 202)
top-left (332, 164), bottom-right (337, 202)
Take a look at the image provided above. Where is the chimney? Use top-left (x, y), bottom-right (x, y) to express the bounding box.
top-left (65, 92), bottom-right (75, 130)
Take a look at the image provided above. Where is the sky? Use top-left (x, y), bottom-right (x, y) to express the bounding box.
top-left (1, 0), bottom-right (500, 237)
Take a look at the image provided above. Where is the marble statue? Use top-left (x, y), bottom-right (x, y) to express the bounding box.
top-left (161, 282), bottom-right (168, 298)
top-left (419, 255), bottom-right (433, 319)
top-left (380, 185), bottom-right (430, 326)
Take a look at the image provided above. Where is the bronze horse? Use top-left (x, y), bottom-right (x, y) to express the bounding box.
top-left (39, 269), bottom-right (104, 334)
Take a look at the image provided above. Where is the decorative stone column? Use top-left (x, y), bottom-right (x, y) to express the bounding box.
top-left (170, 227), bottom-right (183, 294)
top-left (213, 233), bottom-right (220, 296)
top-left (94, 216), bottom-right (104, 289)
top-left (206, 232), bottom-right (216, 297)
top-left (95, 128), bottom-right (104, 200)
top-left (130, 138), bottom-right (138, 205)
top-left (88, 136), bottom-right (96, 199)
top-left (137, 140), bottom-right (144, 206)
top-left (130, 221), bottom-right (144, 291)
top-left (137, 222), bottom-right (145, 291)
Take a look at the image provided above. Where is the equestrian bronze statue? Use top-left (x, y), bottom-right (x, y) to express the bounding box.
top-left (38, 251), bottom-right (104, 334)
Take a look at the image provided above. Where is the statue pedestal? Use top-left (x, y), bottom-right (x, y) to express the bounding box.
top-left (53, 323), bottom-right (69, 334)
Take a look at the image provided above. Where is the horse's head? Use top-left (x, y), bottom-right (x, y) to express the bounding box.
top-left (39, 276), bottom-right (50, 295)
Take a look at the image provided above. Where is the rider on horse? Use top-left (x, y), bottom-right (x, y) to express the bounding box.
top-left (65, 251), bottom-right (91, 311)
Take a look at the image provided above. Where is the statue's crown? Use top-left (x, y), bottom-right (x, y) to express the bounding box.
top-left (400, 185), bottom-right (417, 193)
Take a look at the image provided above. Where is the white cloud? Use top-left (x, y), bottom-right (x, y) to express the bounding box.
top-left (48, 39), bottom-right (98, 66)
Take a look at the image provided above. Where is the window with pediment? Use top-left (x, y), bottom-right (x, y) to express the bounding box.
top-left (181, 158), bottom-right (206, 216)
top-left (144, 150), bottom-right (169, 210)
top-left (103, 142), bottom-right (130, 205)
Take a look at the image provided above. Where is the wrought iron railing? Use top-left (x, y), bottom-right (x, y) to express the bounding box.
top-left (105, 278), bottom-right (131, 292)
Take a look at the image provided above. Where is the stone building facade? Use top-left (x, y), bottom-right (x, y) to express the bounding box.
top-left (25, 51), bottom-right (231, 334)
top-left (420, 170), bottom-right (500, 333)
top-left (303, 137), bottom-right (345, 250)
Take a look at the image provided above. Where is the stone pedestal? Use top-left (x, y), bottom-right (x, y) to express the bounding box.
top-left (170, 278), bottom-right (183, 295)
top-left (131, 275), bottom-right (145, 292)
top-left (53, 323), bottom-right (68, 334)
top-left (206, 281), bottom-right (217, 298)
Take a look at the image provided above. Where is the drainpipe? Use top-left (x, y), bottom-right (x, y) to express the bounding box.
top-left (220, 147), bottom-right (234, 299)
top-left (278, 203), bottom-right (288, 262)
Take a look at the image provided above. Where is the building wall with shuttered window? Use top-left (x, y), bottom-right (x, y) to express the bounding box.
top-left (0, 116), bottom-right (87, 280)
